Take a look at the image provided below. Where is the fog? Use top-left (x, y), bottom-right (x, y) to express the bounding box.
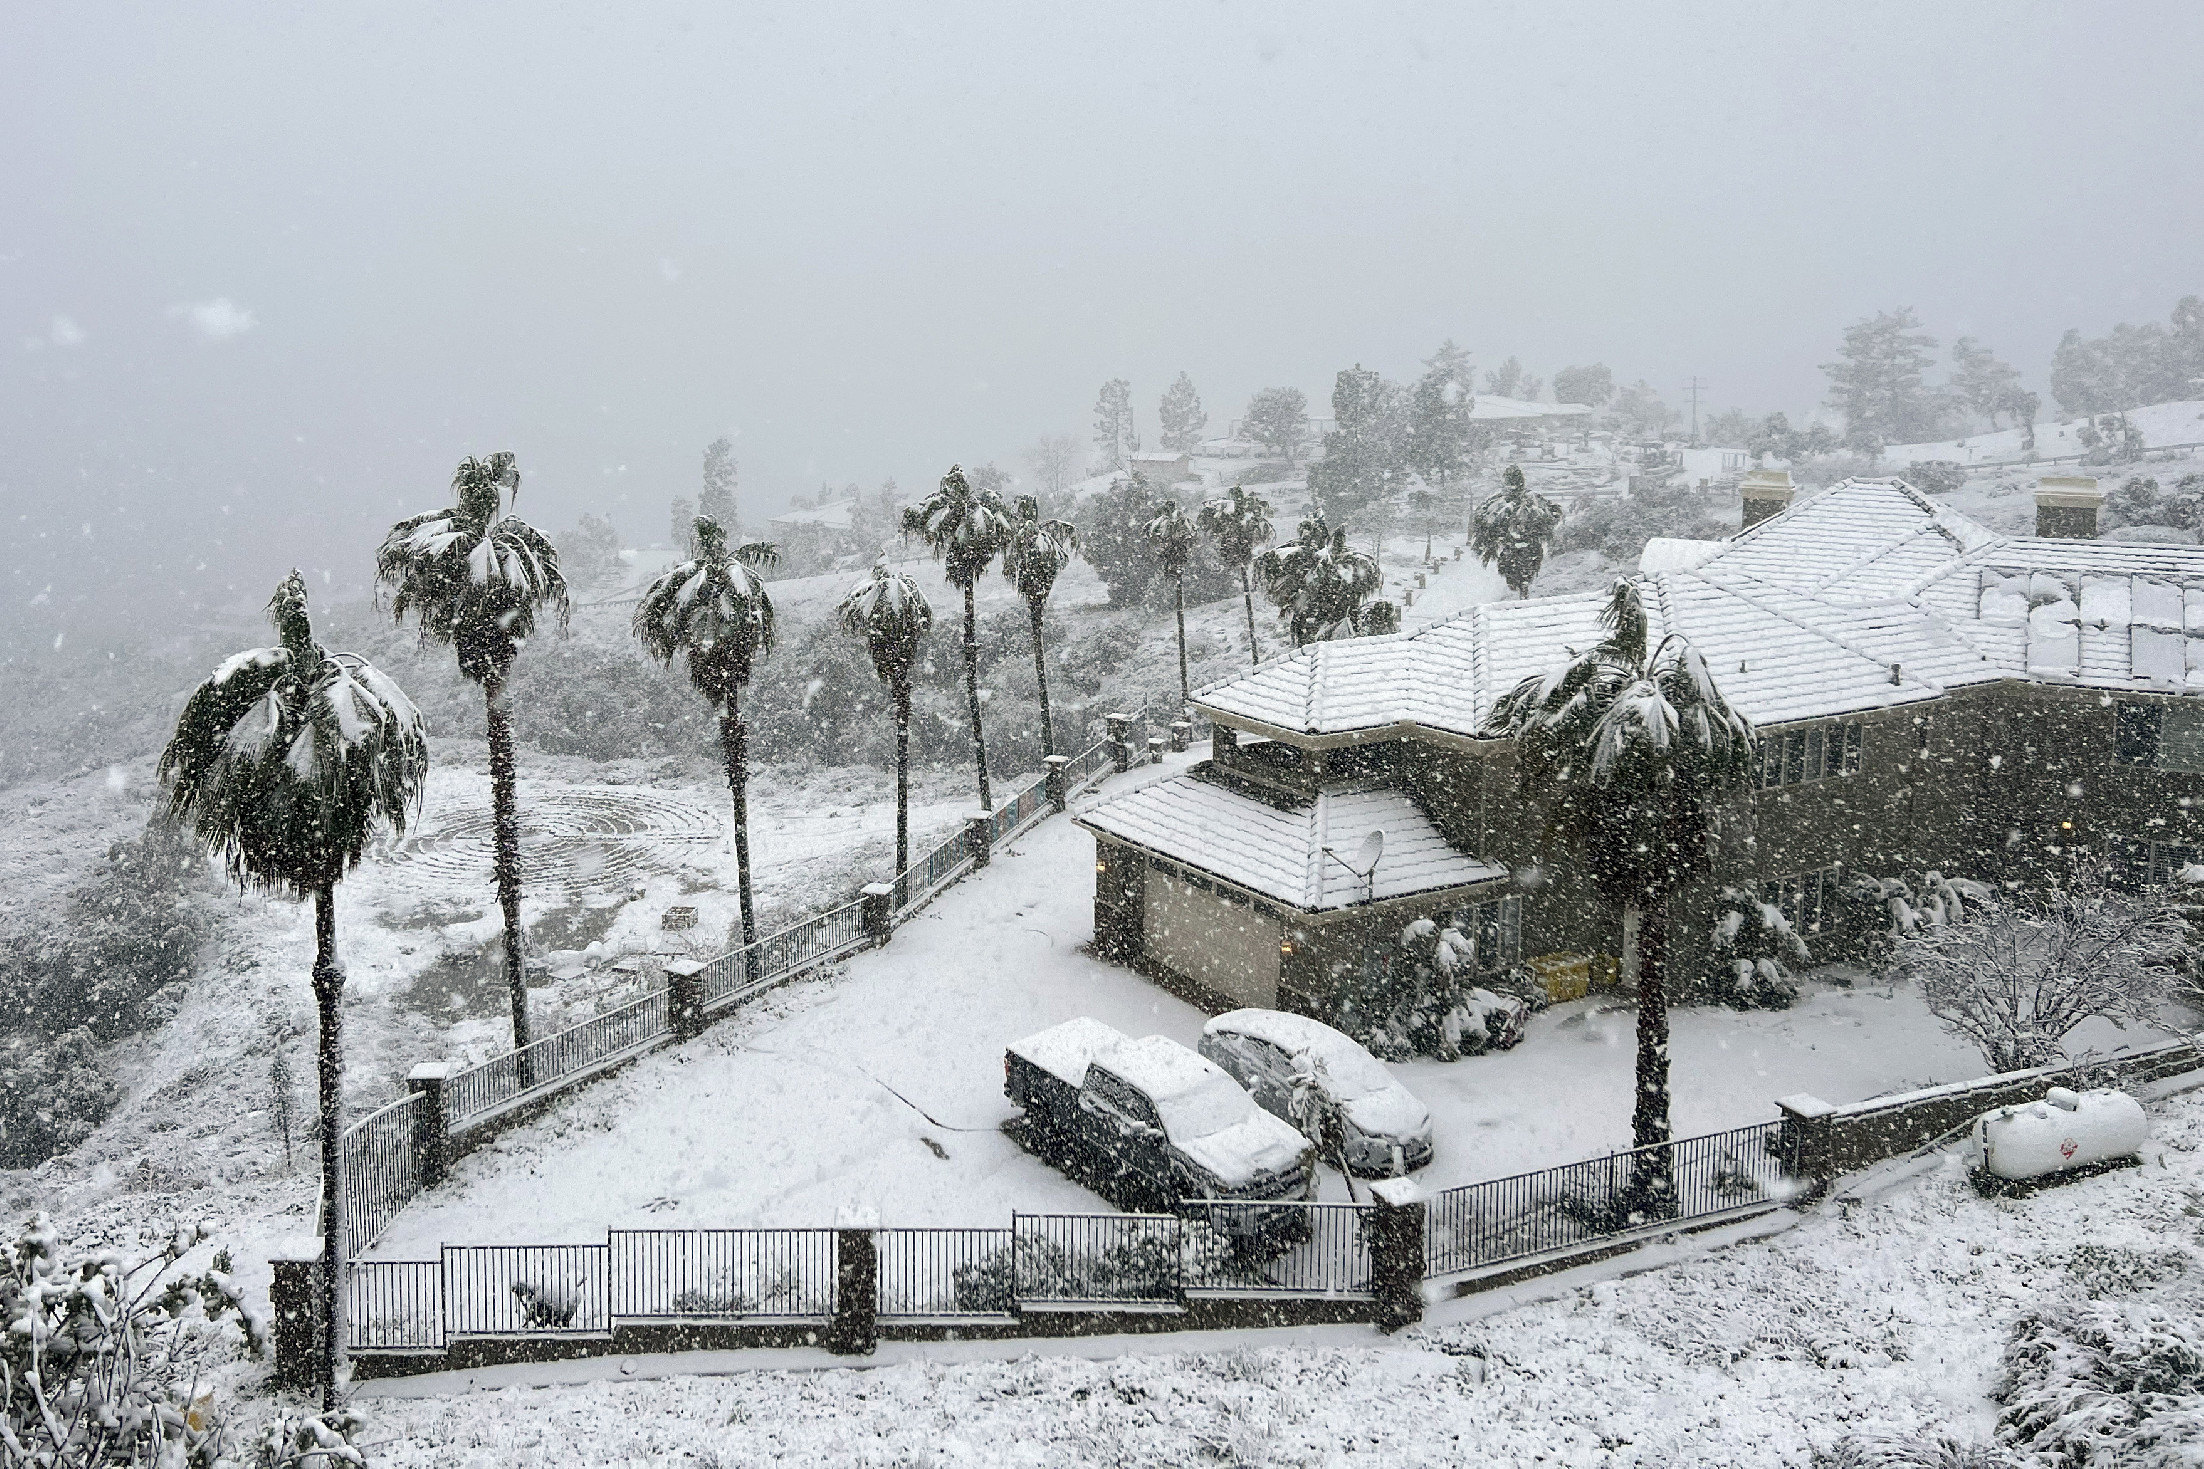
top-left (6, 0), bottom-right (2202, 629)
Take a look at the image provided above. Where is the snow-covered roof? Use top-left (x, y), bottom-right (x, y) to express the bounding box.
top-left (1194, 478), bottom-right (2204, 739)
top-left (767, 500), bottom-right (857, 531)
top-left (1468, 396), bottom-right (1594, 422)
top-left (1076, 771), bottom-right (1507, 911)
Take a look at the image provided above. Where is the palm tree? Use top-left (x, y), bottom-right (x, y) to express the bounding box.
top-left (1000, 496), bottom-right (1079, 757)
top-left (838, 559), bottom-right (933, 882)
top-left (1253, 514), bottom-right (1383, 648)
top-left (376, 453), bottom-right (568, 1070)
top-left (1482, 578), bottom-right (1753, 1209)
top-left (1197, 485), bottom-right (1274, 666)
top-left (1145, 499), bottom-right (1199, 711)
top-left (633, 517), bottom-right (780, 955)
top-left (159, 572), bottom-right (428, 1408)
top-left (1471, 464), bottom-right (1564, 599)
top-left (903, 465), bottom-right (1012, 810)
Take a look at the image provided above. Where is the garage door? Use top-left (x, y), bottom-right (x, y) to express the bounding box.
top-left (1144, 865), bottom-right (1281, 1008)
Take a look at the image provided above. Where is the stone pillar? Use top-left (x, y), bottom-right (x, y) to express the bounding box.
top-left (1168, 720), bottom-right (1191, 753)
top-left (1213, 725), bottom-right (1238, 758)
top-left (828, 1208), bottom-right (879, 1356)
top-left (1415, 572), bottom-right (1426, 588)
top-left (2035, 476), bottom-right (2103, 539)
top-left (1739, 468), bottom-right (1796, 529)
top-left (1107, 713), bottom-right (1134, 773)
top-left (665, 959), bottom-right (709, 1042)
top-left (405, 1063), bottom-right (458, 1186)
top-left (1044, 754), bottom-right (1071, 812)
top-left (1367, 1178), bottom-right (1426, 1332)
top-left (269, 1237), bottom-right (324, 1392)
top-left (966, 814), bottom-right (993, 869)
top-left (1093, 839), bottom-right (1145, 962)
top-left (860, 882), bottom-right (895, 945)
top-left (1774, 1092), bottom-right (1836, 1180)
top-left (1147, 736), bottom-right (1165, 765)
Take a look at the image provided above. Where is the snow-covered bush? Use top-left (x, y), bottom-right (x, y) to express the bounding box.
top-left (1705, 886), bottom-right (1807, 1009)
top-left (1996, 1298), bottom-right (2204, 1464)
top-left (1843, 870), bottom-right (1990, 974)
top-left (1811, 1432), bottom-right (2015, 1468)
top-left (1903, 460), bottom-right (1968, 496)
top-left (0, 1027), bottom-right (116, 1168)
top-left (1336, 918), bottom-right (1528, 1061)
top-left (2, 1214), bottom-right (269, 1467)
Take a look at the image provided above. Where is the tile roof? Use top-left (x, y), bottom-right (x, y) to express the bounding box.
top-left (1194, 478), bottom-right (2204, 738)
top-left (1075, 771), bottom-right (1506, 912)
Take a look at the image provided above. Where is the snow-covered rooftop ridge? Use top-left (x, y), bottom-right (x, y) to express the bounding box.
top-left (1074, 769), bottom-right (1507, 911)
top-left (1193, 478), bottom-right (2204, 738)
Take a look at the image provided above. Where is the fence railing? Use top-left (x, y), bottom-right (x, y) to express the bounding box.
top-left (875, 1228), bottom-right (1017, 1320)
top-left (990, 773), bottom-right (1052, 847)
top-left (894, 826), bottom-right (977, 917)
top-left (346, 1260), bottom-right (443, 1351)
top-left (608, 1228), bottom-right (838, 1320)
top-left (337, 1094), bottom-right (428, 1262)
top-left (702, 899), bottom-right (873, 1011)
top-left (1422, 1121), bottom-right (1787, 1279)
top-left (1182, 1202), bottom-right (1374, 1297)
top-left (1012, 1213), bottom-right (1184, 1308)
top-left (442, 1243), bottom-right (612, 1337)
top-left (441, 988), bottom-right (673, 1132)
top-left (1064, 738), bottom-right (1113, 791)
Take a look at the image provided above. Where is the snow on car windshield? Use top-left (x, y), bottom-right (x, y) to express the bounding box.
top-left (1155, 1070), bottom-right (1255, 1139)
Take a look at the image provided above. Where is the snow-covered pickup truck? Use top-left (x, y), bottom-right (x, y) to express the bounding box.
top-left (1005, 1018), bottom-right (1315, 1237)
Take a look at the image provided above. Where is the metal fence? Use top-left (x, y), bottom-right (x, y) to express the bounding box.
top-left (1064, 738), bottom-right (1113, 791)
top-left (894, 826), bottom-right (976, 917)
top-left (990, 774), bottom-right (1052, 847)
top-left (442, 1243), bottom-right (613, 1336)
top-left (337, 1094), bottom-right (428, 1261)
top-left (609, 1229), bottom-right (838, 1320)
top-left (1181, 1202), bottom-right (1373, 1297)
top-left (1012, 1213), bottom-right (1184, 1307)
top-left (703, 900), bottom-right (872, 1010)
top-left (442, 988), bottom-right (673, 1130)
top-left (346, 1260), bottom-right (444, 1351)
top-left (875, 1228), bottom-right (1017, 1320)
top-left (1423, 1121), bottom-right (1787, 1279)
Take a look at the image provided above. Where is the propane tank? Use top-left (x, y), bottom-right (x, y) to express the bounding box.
top-left (1972, 1086), bottom-right (2147, 1182)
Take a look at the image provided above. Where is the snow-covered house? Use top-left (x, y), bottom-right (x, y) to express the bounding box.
top-left (1077, 475), bottom-right (2204, 1016)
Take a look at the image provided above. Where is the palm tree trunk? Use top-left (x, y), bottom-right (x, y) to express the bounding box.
top-left (483, 674), bottom-right (532, 1083)
top-left (310, 885), bottom-right (344, 1411)
top-left (1028, 598), bottom-right (1055, 759)
top-left (1627, 898), bottom-right (1676, 1214)
top-left (1174, 576), bottom-right (1190, 711)
top-left (893, 679), bottom-right (911, 885)
top-left (1240, 566), bottom-right (1260, 667)
top-left (719, 692), bottom-right (759, 968)
top-left (961, 580), bottom-right (992, 810)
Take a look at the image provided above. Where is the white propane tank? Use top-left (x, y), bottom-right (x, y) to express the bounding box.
top-left (1971, 1086), bottom-right (2147, 1182)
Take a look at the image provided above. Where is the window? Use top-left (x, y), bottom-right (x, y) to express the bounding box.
top-left (1457, 894), bottom-right (1523, 971)
top-left (2150, 841), bottom-right (2202, 886)
top-left (2114, 701), bottom-right (2204, 773)
top-left (1758, 865), bottom-right (1842, 935)
top-left (1753, 721), bottom-right (1861, 790)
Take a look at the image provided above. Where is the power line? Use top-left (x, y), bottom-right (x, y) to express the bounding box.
top-left (1683, 377), bottom-right (1710, 445)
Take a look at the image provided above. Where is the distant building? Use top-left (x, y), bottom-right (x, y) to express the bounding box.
top-left (1125, 451), bottom-right (1196, 486)
top-left (1467, 395), bottom-right (1595, 432)
top-left (767, 500), bottom-right (858, 533)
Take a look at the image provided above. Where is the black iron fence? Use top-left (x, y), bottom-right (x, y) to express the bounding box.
top-left (1182, 1202), bottom-right (1373, 1297)
top-left (1422, 1121), bottom-right (1787, 1279)
top-left (442, 1243), bottom-right (612, 1337)
top-left (336, 1094), bottom-right (428, 1262)
top-left (442, 989), bottom-right (672, 1132)
top-left (608, 1228), bottom-right (838, 1320)
top-left (345, 1260), bottom-right (442, 1351)
top-left (1012, 1212), bottom-right (1185, 1308)
top-left (875, 1228), bottom-right (1017, 1320)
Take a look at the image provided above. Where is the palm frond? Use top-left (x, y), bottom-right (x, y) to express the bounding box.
top-left (1002, 495), bottom-right (1078, 603)
top-left (838, 558), bottom-right (934, 685)
top-left (904, 465), bottom-right (1013, 588)
top-left (1197, 485), bottom-right (1274, 566)
top-left (630, 516), bottom-right (776, 706)
top-left (377, 455), bottom-right (570, 682)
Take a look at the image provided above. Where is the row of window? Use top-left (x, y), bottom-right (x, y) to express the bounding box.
top-left (1753, 722), bottom-right (1864, 790)
top-left (2114, 701), bottom-right (2204, 774)
top-left (1758, 865), bottom-right (1844, 937)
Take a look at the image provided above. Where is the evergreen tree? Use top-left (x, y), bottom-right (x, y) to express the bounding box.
top-left (1553, 363), bottom-right (1615, 407)
top-left (1307, 365), bottom-right (1407, 526)
top-left (632, 518), bottom-right (779, 957)
top-left (670, 496), bottom-right (696, 554)
top-left (904, 466), bottom-right (1013, 809)
top-left (1422, 338), bottom-right (1474, 388)
top-left (1483, 356), bottom-right (1526, 398)
top-left (700, 436), bottom-right (740, 533)
top-left (1472, 466), bottom-right (1565, 599)
top-left (1092, 379), bottom-right (1138, 469)
top-left (1613, 380), bottom-right (1675, 439)
top-left (1157, 372), bottom-right (1208, 453)
top-left (1145, 500), bottom-right (1198, 710)
top-left (1484, 579), bottom-right (1754, 1208)
top-left (1821, 307), bottom-right (1944, 448)
top-left (1197, 485), bottom-right (1275, 666)
top-left (1949, 338), bottom-right (2024, 428)
top-left (1001, 496), bottom-right (1079, 756)
top-left (1242, 386), bottom-right (1310, 466)
top-left (160, 573), bottom-right (428, 1405)
top-left (1406, 365), bottom-right (1478, 499)
top-left (1254, 514), bottom-right (1383, 647)
top-left (837, 560), bottom-right (932, 879)
top-left (377, 453), bottom-right (568, 1069)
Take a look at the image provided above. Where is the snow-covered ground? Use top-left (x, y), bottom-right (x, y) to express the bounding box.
top-left (352, 1079), bottom-right (2204, 1467)
top-left (1880, 398), bottom-right (2204, 467)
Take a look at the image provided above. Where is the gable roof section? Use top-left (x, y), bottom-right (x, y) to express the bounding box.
top-left (1075, 772), bottom-right (1506, 912)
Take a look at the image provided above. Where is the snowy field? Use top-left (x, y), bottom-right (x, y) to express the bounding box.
top-left (365, 749), bottom-right (2166, 1255)
top-left (354, 1080), bottom-right (2204, 1467)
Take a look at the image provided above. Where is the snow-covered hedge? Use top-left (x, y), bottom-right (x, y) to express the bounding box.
top-left (1996, 1297), bottom-right (2204, 1463)
top-left (1705, 886), bottom-right (1807, 1010)
top-left (1335, 918), bottom-right (1530, 1061)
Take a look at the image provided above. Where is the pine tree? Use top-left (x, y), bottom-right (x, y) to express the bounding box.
top-left (1406, 366), bottom-right (1477, 499)
top-left (1553, 364), bottom-right (1615, 407)
top-left (1307, 365), bottom-right (1407, 526)
top-left (1242, 386), bottom-right (1310, 466)
top-left (1092, 379), bottom-right (1138, 469)
top-left (1821, 308), bottom-right (1944, 448)
top-left (700, 436), bottom-right (739, 533)
top-left (1157, 372), bottom-right (1208, 453)
top-left (1422, 339), bottom-right (1474, 388)
top-left (670, 496), bottom-right (696, 554)
top-left (1949, 338), bottom-right (2024, 428)
top-left (1483, 356), bottom-right (1526, 399)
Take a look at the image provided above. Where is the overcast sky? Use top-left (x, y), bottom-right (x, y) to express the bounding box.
top-left (6, 1), bottom-right (2202, 629)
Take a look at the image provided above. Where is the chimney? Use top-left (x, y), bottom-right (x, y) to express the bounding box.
top-left (2034, 476), bottom-right (2102, 539)
top-left (1739, 468), bottom-right (1795, 529)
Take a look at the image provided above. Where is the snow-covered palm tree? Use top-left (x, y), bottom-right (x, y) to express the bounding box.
top-left (1483, 578), bottom-right (1753, 1208)
top-left (1253, 514), bottom-right (1383, 648)
top-left (1145, 499), bottom-right (1199, 711)
top-left (376, 452), bottom-right (567, 1066)
top-left (1198, 485), bottom-right (1274, 667)
top-left (1471, 464), bottom-right (1564, 599)
top-left (903, 465), bottom-right (1013, 809)
top-left (1001, 496), bottom-right (1079, 758)
top-left (159, 572), bottom-right (427, 1408)
top-left (633, 517), bottom-right (779, 954)
top-left (838, 559), bottom-right (933, 878)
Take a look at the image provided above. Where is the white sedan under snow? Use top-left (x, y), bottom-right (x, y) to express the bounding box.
top-left (1198, 1009), bottom-right (1435, 1176)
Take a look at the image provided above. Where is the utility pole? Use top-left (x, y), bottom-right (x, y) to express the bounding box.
top-left (1684, 377), bottom-right (1708, 446)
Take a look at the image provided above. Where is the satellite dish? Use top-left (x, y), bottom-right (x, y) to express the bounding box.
top-left (1355, 829), bottom-right (1385, 875)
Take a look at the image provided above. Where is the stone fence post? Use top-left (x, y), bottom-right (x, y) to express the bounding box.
top-left (966, 814), bottom-right (994, 869)
top-left (828, 1207), bottom-right (878, 1356)
top-left (665, 959), bottom-right (709, 1042)
top-left (860, 882), bottom-right (896, 945)
top-left (1146, 735), bottom-right (1165, 765)
top-left (1107, 713), bottom-right (1134, 773)
top-left (1168, 720), bottom-right (1191, 753)
top-left (1044, 754), bottom-right (1071, 811)
top-left (1367, 1178), bottom-right (1426, 1332)
top-left (269, 1237), bottom-right (324, 1392)
top-left (1774, 1092), bottom-right (1837, 1180)
top-left (405, 1063), bottom-right (458, 1185)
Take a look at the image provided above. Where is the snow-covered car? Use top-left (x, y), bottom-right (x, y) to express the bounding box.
top-left (1005, 1018), bottom-right (1315, 1233)
top-left (1198, 1010), bottom-right (1435, 1176)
